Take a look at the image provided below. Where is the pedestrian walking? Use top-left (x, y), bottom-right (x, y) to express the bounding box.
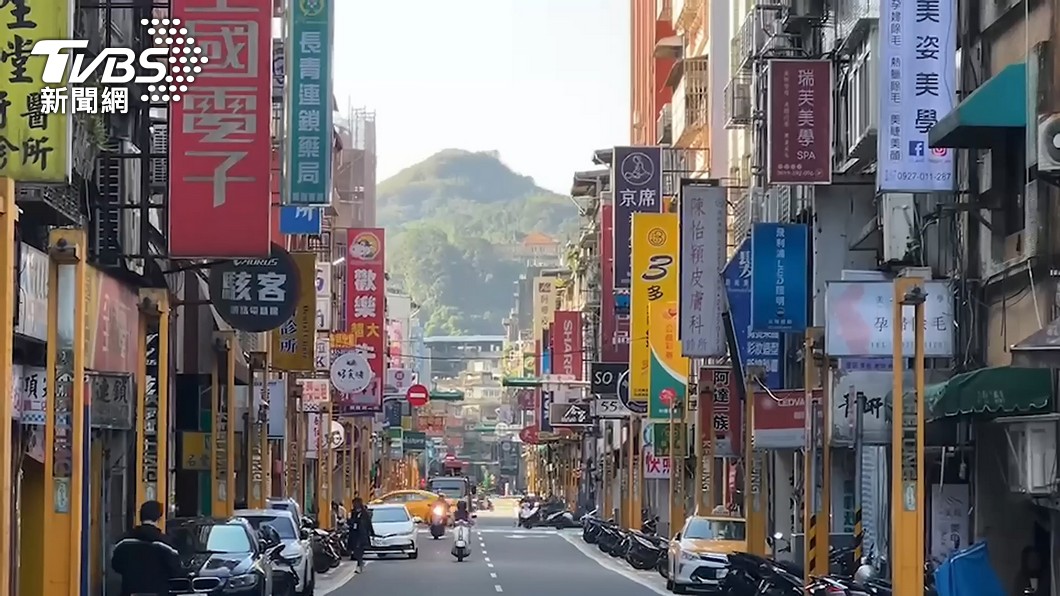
top-left (346, 497), bottom-right (378, 572)
top-left (111, 500), bottom-right (183, 596)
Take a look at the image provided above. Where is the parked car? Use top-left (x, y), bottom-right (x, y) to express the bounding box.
top-left (667, 516), bottom-right (749, 594)
top-left (166, 517), bottom-right (282, 595)
top-left (235, 508), bottom-right (316, 595)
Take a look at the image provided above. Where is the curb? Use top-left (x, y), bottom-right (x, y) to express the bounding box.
top-left (317, 561), bottom-right (363, 596)
top-left (558, 532), bottom-right (670, 596)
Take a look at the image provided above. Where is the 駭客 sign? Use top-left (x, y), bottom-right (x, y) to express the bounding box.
top-left (209, 244), bottom-right (300, 333)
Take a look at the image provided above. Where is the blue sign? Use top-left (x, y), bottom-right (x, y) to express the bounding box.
top-left (541, 348), bottom-right (551, 375)
top-left (383, 399), bottom-right (402, 427)
top-left (540, 389), bottom-right (554, 433)
top-left (611, 146), bottom-right (663, 290)
top-left (286, 0), bottom-right (333, 205)
top-left (750, 223), bottom-right (809, 333)
top-left (278, 206), bottom-right (323, 234)
top-left (723, 240), bottom-right (784, 389)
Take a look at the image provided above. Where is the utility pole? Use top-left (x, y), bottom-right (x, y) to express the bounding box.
top-left (743, 367), bottom-right (768, 555)
top-left (802, 327), bottom-right (831, 582)
top-left (0, 178), bottom-right (17, 593)
top-left (212, 331), bottom-right (237, 517)
top-left (852, 380), bottom-right (865, 569)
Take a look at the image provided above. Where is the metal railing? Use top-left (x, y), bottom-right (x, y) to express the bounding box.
top-left (723, 73), bottom-right (753, 129)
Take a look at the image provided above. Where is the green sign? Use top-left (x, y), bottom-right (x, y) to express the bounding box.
top-left (404, 431), bottom-right (427, 452)
top-left (285, 0), bottom-right (333, 204)
top-left (653, 422), bottom-right (687, 458)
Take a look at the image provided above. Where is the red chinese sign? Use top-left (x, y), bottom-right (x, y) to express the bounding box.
top-left (551, 310), bottom-right (582, 380)
top-left (341, 228), bottom-right (386, 412)
top-left (600, 204), bottom-right (629, 363)
top-left (766, 59), bottom-right (832, 185)
top-left (753, 388), bottom-right (823, 449)
top-left (169, 0), bottom-right (273, 258)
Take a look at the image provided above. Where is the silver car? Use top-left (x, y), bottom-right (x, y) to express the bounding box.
top-left (366, 504), bottom-right (419, 559)
top-left (235, 508), bottom-right (316, 595)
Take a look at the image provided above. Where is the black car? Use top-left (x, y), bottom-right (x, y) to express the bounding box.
top-left (166, 517), bottom-right (280, 595)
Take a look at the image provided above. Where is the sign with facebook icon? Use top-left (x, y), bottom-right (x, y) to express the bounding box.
top-left (279, 206), bottom-right (323, 235)
top-left (909, 141), bottom-right (926, 159)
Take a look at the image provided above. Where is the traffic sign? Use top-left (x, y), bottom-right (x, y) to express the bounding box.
top-left (617, 369), bottom-right (647, 415)
top-left (594, 398), bottom-right (630, 418)
top-left (406, 383), bottom-right (429, 407)
top-left (549, 402), bottom-right (591, 427)
top-left (329, 351), bottom-right (372, 393)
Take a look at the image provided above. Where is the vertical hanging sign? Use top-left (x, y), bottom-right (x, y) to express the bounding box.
top-left (552, 310), bottom-right (582, 380)
top-left (678, 181), bottom-right (727, 357)
top-left (343, 229), bottom-right (386, 413)
top-left (611, 146), bottom-right (663, 290)
top-left (766, 60), bottom-right (833, 185)
top-left (750, 223), bottom-right (809, 333)
top-left (142, 329), bottom-right (160, 501)
top-left (286, 0), bottom-right (333, 205)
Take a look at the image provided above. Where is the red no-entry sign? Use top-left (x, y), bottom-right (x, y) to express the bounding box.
top-left (406, 384), bottom-right (429, 407)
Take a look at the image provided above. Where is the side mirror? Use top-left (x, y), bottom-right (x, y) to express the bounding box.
top-left (672, 532), bottom-right (681, 541)
top-left (412, 516), bottom-right (423, 524)
top-left (472, 513), bottom-right (478, 519)
top-left (300, 528), bottom-right (310, 540)
top-left (268, 544), bottom-right (286, 561)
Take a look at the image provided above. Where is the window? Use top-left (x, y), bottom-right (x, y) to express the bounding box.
top-left (370, 507), bottom-right (410, 523)
top-left (169, 523), bottom-right (253, 554)
top-left (683, 518), bottom-right (748, 541)
top-left (843, 32), bottom-right (878, 153)
top-left (383, 493), bottom-right (410, 504)
top-left (241, 515), bottom-right (298, 540)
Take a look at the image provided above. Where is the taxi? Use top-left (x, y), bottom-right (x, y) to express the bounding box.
top-left (370, 490), bottom-right (446, 523)
top-left (667, 516), bottom-right (749, 594)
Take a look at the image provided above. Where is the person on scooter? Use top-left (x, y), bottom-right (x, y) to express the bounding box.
top-left (453, 500), bottom-right (472, 523)
top-left (431, 494), bottom-right (449, 523)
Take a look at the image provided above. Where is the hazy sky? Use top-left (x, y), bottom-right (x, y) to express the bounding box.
top-left (333, 0), bottom-right (630, 195)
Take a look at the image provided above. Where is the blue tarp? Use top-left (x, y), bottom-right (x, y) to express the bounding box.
top-left (934, 542), bottom-right (1005, 596)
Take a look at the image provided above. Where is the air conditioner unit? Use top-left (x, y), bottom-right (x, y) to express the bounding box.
top-left (1001, 415), bottom-right (1059, 496)
top-left (1037, 113), bottom-right (1060, 172)
top-left (880, 193), bottom-right (916, 264)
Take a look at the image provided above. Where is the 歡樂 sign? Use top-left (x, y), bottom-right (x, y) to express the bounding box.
top-left (208, 244), bottom-right (300, 333)
top-left (341, 229), bottom-right (386, 412)
top-left (678, 181), bottom-right (726, 357)
top-left (750, 223), bottom-right (809, 333)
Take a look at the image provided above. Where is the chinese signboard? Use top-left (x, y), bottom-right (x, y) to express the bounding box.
top-left (648, 301), bottom-right (688, 420)
top-left (16, 242), bottom-right (49, 341)
top-left (630, 212), bottom-right (679, 403)
top-left (877, 0), bottom-right (956, 192)
top-left (698, 367), bottom-right (742, 457)
top-left (600, 204), bottom-right (630, 362)
top-left (551, 310), bottom-right (582, 380)
top-left (279, 206), bottom-right (323, 235)
top-left (611, 146), bottom-right (663, 290)
top-left (0, 0), bottom-right (71, 182)
top-left (823, 280), bottom-right (954, 357)
top-left (272, 37), bottom-right (284, 104)
top-left (315, 261), bottom-right (331, 330)
top-left (341, 228), bottom-right (386, 413)
top-left (723, 240), bottom-right (784, 389)
top-left (270, 252), bottom-right (316, 371)
top-left (170, 0), bottom-right (272, 257)
top-left (678, 181), bottom-right (726, 357)
top-left (532, 276), bottom-right (557, 344)
top-left (208, 244), bottom-right (301, 333)
top-left (754, 388), bottom-right (821, 449)
top-left (286, 0), bottom-right (332, 205)
top-left (750, 223), bottom-right (808, 333)
top-left (766, 59), bottom-right (832, 185)
top-left (84, 267), bottom-right (140, 373)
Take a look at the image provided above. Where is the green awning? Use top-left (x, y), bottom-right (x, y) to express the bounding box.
top-left (926, 366), bottom-right (1051, 420)
top-left (929, 62), bottom-right (1027, 149)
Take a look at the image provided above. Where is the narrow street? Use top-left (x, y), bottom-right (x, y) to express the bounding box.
top-left (330, 509), bottom-right (667, 596)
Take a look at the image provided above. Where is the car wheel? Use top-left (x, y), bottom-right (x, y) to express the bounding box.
top-left (300, 570), bottom-right (315, 596)
top-left (672, 583), bottom-right (688, 594)
top-left (666, 579), bottom-right (674, 591)
top-left (409, 550), bottom-right (418, 560)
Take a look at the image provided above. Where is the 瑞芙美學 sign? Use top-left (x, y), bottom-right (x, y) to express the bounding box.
top-left (723, 240), bottom-right (784, 389)
top-left (750, 223), bottom-right (808, 333)
top-left (766, 59), bottom-right (833, 185)
top-left (286, 0), bottom-right (333, 205)
top-left (877, 0), bottom-right (956, 192)
top-left (630, 213), bottom-right (679, 403)
top-left (678, 181), bottom-right (726, 358)
top-left (611, 146), bottom-right (663, 290)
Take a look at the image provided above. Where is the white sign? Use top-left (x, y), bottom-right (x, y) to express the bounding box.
top-left (314, 336), bottom-right (330, 371)
top-left (330, 351), bottom-right (372, 394)
top-left (328, 421), bottom-right (345, 449)
top-left (15, 244), bottom-right (48, 342)
top-left (315, 262), bottom-right (332, 331)
top-left (824, 280), bottom-right (954, 357)
top-left (387, 368), bottom-right (413, 393)
top-left (15, 365), bottom-right (47, 424)
top-left (272, 38), bottom-right (285, 102)
top-left (643, 444), bottom-right (670, 480)
top-left (929, 484), bottom-right (970, 560)
top-left (299, 379), bottom-right (330, 413)
top-left (877, 0), bottom-right (956, 192)
top-left (305, 413), bottom-right (323, 459)
top-left (594, 398), bottom-right (630, 418)
top-left (678, 183), bottom-right (727, 357)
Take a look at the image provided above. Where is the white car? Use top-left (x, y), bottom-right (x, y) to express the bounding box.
top-left (236, 508), bottom-right (315, 595)
top-left (367, 504), bottom-right (419, 559)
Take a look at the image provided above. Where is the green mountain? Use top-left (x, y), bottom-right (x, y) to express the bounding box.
top-left (379, 149), bottom-right (577, 336)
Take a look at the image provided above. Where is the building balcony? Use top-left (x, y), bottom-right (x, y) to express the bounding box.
top-left (836, 0), bottom-right (879, 51)
top-left (671, 57), bottom-right (708, 148)
top-left (657, 103), bottom-right (673, 144)
top-left (731, 8), bottom-right (768, 75)
top-left (723, 73), bottom-right (752, 129)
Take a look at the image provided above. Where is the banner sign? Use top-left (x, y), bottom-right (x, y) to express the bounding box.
top-left (533, 277), bottom-right (557, 347)
top-left (723, 240), bottom-right (784, 389)
top-left (271, 252), bottom-right (316, 371)
top-left (272, 38), bottom-right (285, 104)
top-left (286, 0), bottom-right (333, 205)
top-left (589, 362), bottom-right (626, 395)
top-left (342, 230), bottom-right (386, 410)
top-left (824, 280), bottom-right (954, 357)
top-left (678, 181), bottom-right (726, 357)
top-left (611, 146), bottom-right (663, 290)
top-left (171, 0), bottom-right (272, 257)
top-left (552, 310), bottom-right (582, 380)
top-left (330, 333), bottom-right (380, 413)
top-left (209, 244), bottom-right (301, 332)
top-left (630, 212), bottom-right (679, 403)
top-left (600, 204), bottom-right (629, 362)
top-left (754, 388), bottom-right (822, 449)
top-left (0, 0), bottom-right (70, 182)
top-left (315, 261), bottom-right (332, 331)
top-left (766, 59), bottom-right (833, 185)
top-left (877, 0), bottom-right (956, 192)
top-left (750, 223), bottom-right (809, 333)
top-left (648, 301), bottom-right (688, 420)
top-left (279, 206), bottom-right (323, 235)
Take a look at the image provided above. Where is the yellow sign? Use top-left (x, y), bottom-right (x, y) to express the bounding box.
top-left (181, 432), bottom-right (211, 471)
top-left (630, 213), bottom-right (679, 402)
top-left (271, 252), bottom-right (316, 371)
top-left (532, 276), bottom-right (557, 342)
top-left (0, 0), bottom-right (70, 181)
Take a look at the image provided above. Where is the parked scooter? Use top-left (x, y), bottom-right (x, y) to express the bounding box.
top-left (451, 520), bottom-right (472, 562)
top-left (625, 530), bottom-right (668, 571)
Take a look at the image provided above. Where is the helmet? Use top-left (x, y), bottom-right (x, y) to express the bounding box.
top-left (456, 501), bottom-right (468, 511)
top-left (854, 562), bottom-right (877, 583)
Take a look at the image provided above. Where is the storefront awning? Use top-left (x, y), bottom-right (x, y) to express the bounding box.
top-left (926, 366), bottom-right (1051, 420)
top-left (928, 62), bottom-right (1027, 149)
top-left (1010, 318), bottom-right (1060, 368)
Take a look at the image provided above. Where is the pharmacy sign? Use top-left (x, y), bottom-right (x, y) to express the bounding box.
top-left (285, 0), bottom-right (333, 205)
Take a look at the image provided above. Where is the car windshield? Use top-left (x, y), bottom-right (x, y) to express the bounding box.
top-left (240, 515), bottom-right (298, 540)
top-left (428, 479), bottom-right (467, 499)
top-left (370, 507), bottom-right (410, 523)
top-left (169, 523), bottom-right (253, 554)
top-left (684, 518), bottom-right (747, 541)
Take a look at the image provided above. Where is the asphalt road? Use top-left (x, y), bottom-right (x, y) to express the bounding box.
top-left (327, 506), bottom-right (669, 596)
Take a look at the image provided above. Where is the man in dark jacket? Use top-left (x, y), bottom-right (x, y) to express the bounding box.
top-left (111, 500), bottom-right (183, 596)
top-left (346, 497), bottom-right (377, 572)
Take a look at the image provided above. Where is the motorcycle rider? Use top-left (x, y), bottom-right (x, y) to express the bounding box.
top-left (111, 500), bottom-right (183, 596)
top-left (431, 493), bottom-right (449, 523)
top-left (346, 497), bottom-right (378, 573)
top-left (452, 500), bottom-right (472, 523)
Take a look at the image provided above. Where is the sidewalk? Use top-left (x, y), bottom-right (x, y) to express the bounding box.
top-left (317, 560), bottom-right (362, 596)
